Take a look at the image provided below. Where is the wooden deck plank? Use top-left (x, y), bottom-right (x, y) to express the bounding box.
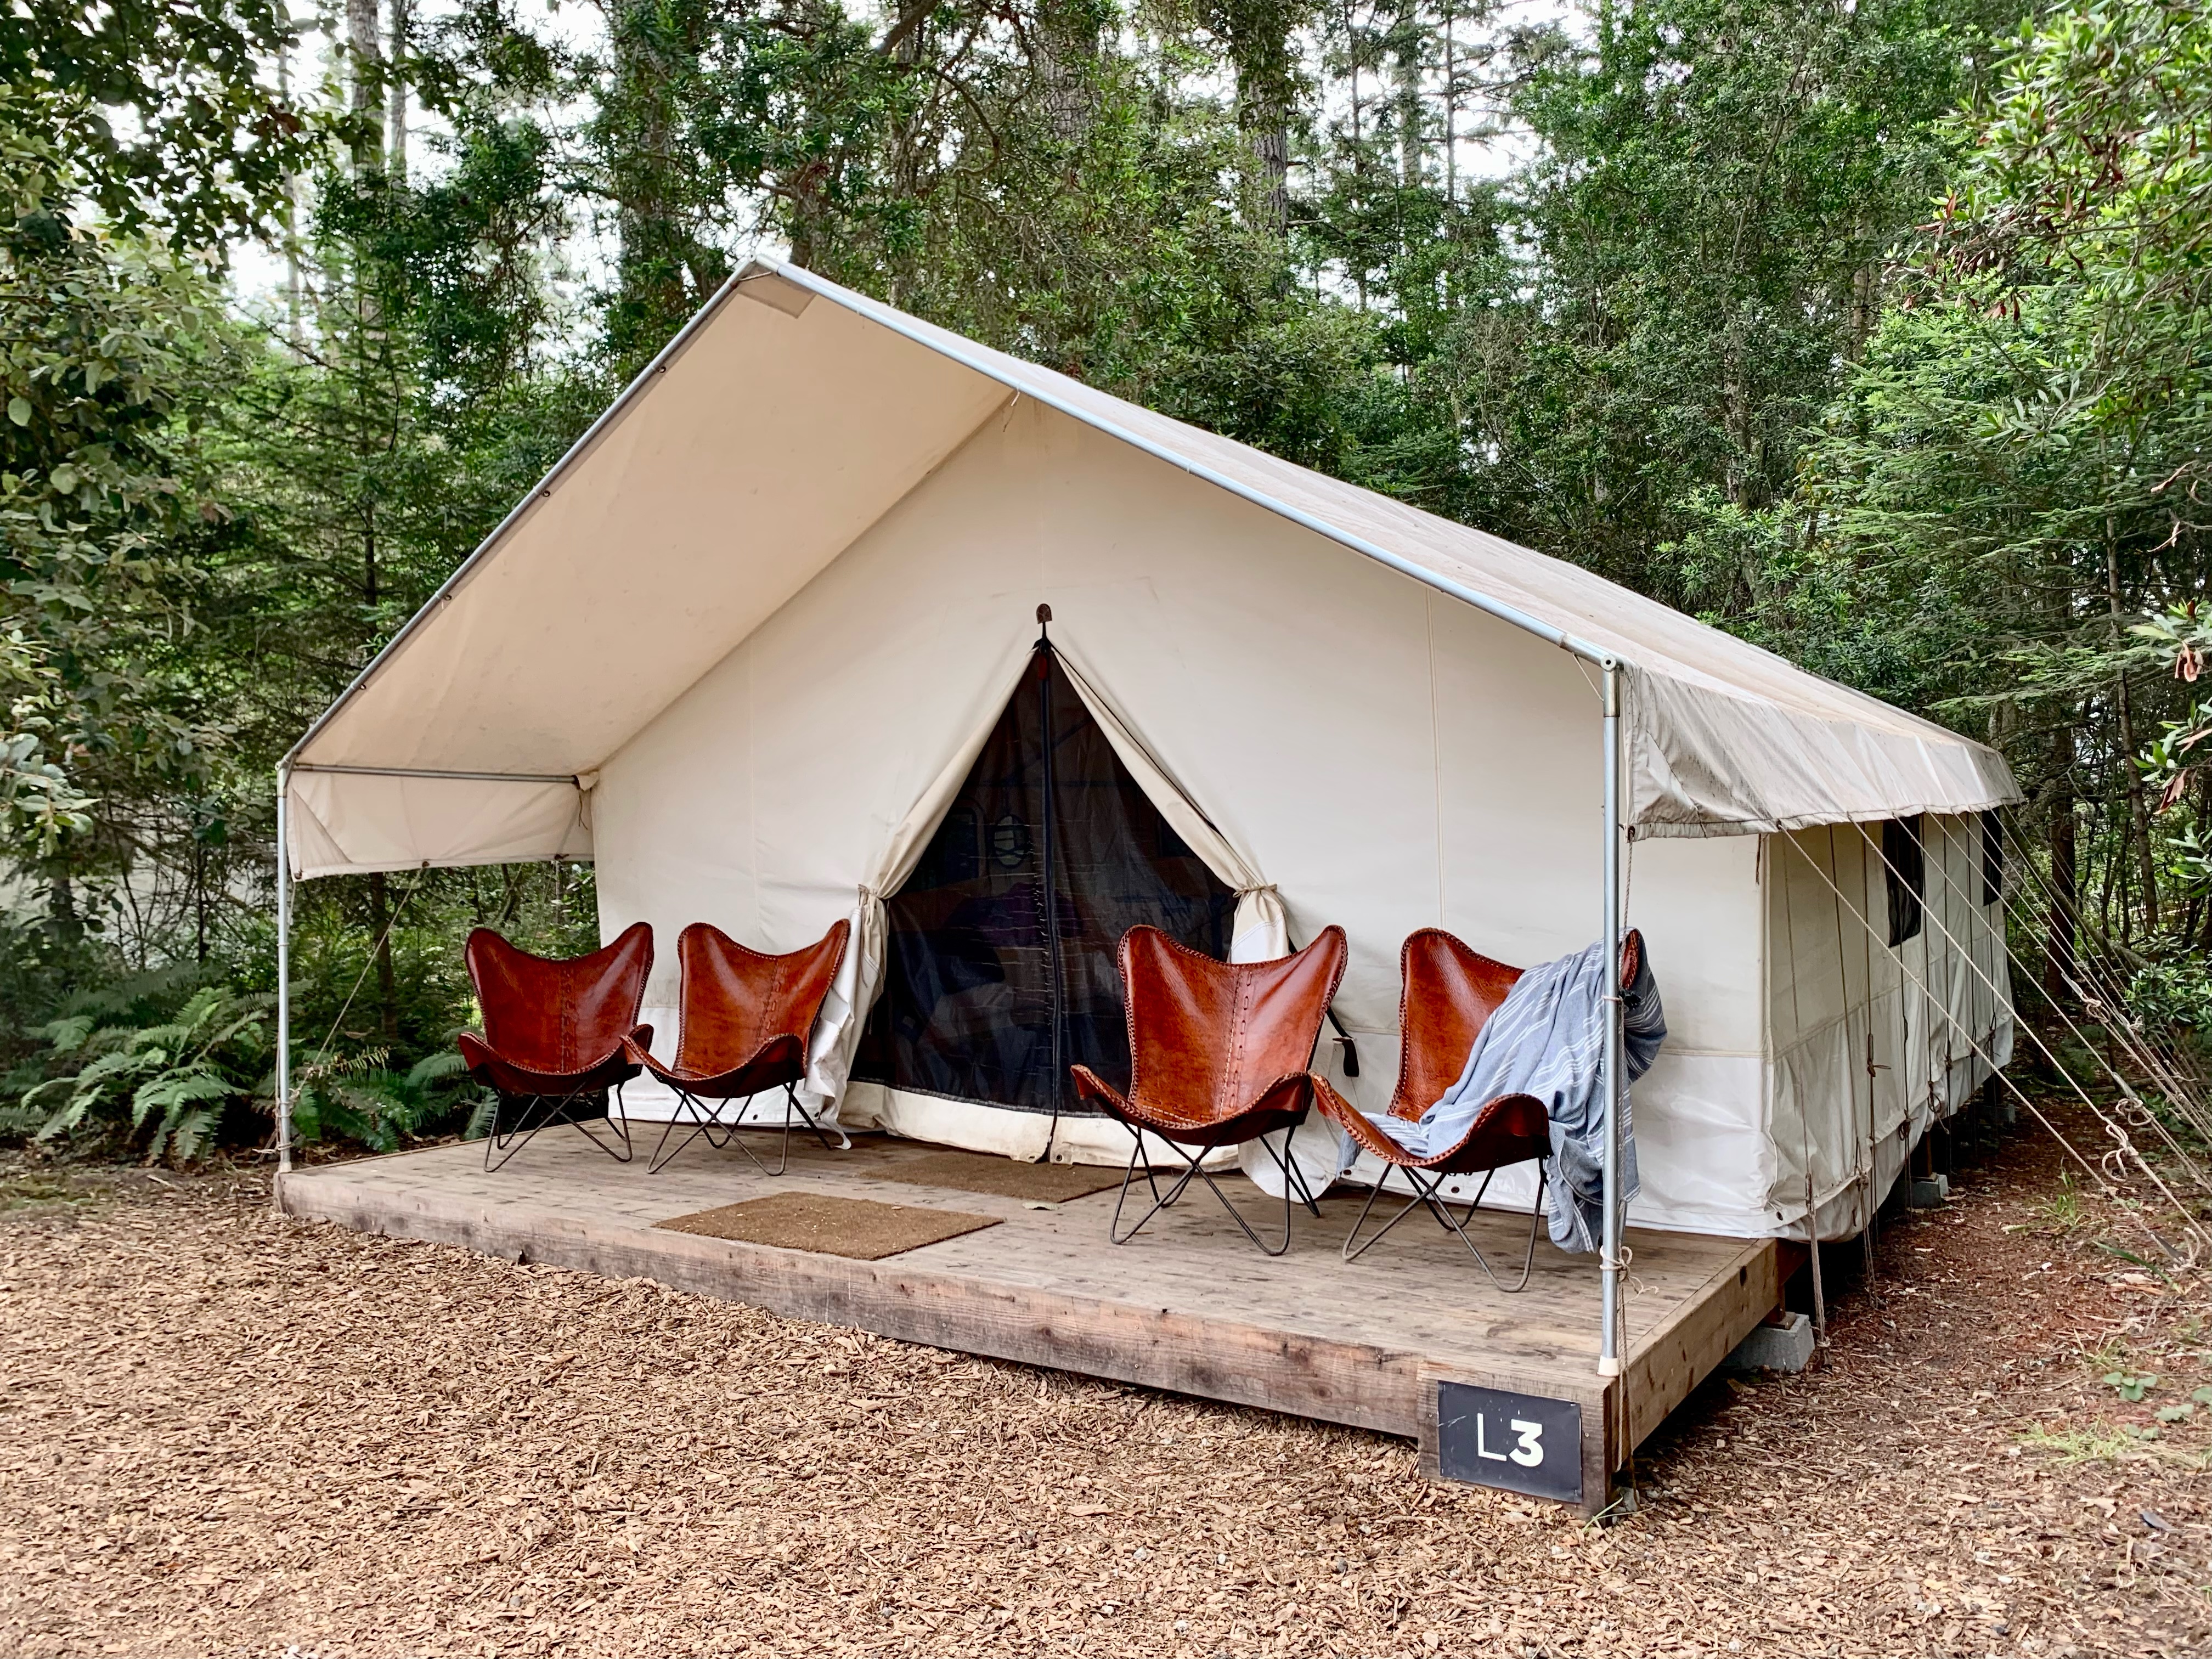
top-left (276, 1128), bottom-right (1777, 1505)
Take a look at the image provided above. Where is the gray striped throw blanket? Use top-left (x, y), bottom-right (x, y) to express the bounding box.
top-left (1348, 937), bottom-right (1666, 1252)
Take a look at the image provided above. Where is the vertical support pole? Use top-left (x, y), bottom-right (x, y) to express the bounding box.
top-left (1598, 661), bottom-right (1625, 1378)
top-left (1034, 605), bottom-right (1064, 1165)
top-left (275, 764), bottom-right (294, 1178)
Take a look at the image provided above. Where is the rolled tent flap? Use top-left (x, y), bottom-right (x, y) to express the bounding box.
top-left (1051, 648), bottom-right (1344, 1191)
top-left (1624, 659), bottom-right (2019, 838)
top-left (1052, 647), bottom-right (1288, 966)
top-left (285, 768), bottom-right (591, 879)
top-left (805, 652), bottom-right (1039, 1115)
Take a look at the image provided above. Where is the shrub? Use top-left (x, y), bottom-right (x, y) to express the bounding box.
top-left (2129, 956), bottom-right (2212, 1032)
top-left (21, 973), bottom-right (269, 1164)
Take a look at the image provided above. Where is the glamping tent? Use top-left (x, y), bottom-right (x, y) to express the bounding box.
top-left (276, 260), bottom-right (2020, 1293)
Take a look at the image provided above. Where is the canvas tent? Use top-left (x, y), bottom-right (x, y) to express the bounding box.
top-left (276, 260), bottom-right (2020, 1315)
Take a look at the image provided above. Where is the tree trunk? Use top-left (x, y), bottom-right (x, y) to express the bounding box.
top-left (1393, 0), bottom-right (1422, 193)
top-left (1035, 0), bottom-right (1101, 149)
top-left (368, 871), bottom-right (399, 1044)
top-left (347, 0), bottom-right (385, 176)
top-left (47, 873), bottom-right (81, 945)
top-left (1346, 0), bottom-right (1365, 308)
top-left (2199, 768), bottom-right (2212, 951)
top-left (277, 41), bottom-right (304, 345)
top-left (387, 0), bottom-right (410, 180)
top-left (2106, 521), bottom-right (2159, 932)
top-left (193, 821), bottom-right (207, 963)
top-left (1212, 0), bottom-right (1297, 234)
top-left (1441, 0), bottom-right (1455, 204)
top-left (2044, 718), bottom-right (2076, 1009)
top-left (606, 0), bottom-right (707, 353)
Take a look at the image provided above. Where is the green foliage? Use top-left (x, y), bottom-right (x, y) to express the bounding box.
top-left (19, 970), bottom-right (269, 1163)
top-left (1485, 0), bottom-right (2008, 606)
top-left (2128, 956), bottom-right (2212, 1029)
top-left (291, 1048), bottom-right (478, 1153)
top-left (2102, 1368), bottom-right (2160, 1402)
top-left (2134, 603), bottom-right (2211, 815)
top-left (1751, 0), bottom-right (2212, 962)
top-left (1, 1), bottom-right (321, 252)
top-left (0, 89), bottom-right (241, 883)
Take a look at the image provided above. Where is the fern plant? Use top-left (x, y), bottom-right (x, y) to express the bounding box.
top-left (292, 1048), bottom-right (477, 1153)
top-left (25, 984), bottom-right (270, 1164)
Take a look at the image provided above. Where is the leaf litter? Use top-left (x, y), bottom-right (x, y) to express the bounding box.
top-left (0, 1109), bottom-right (2205, 1658)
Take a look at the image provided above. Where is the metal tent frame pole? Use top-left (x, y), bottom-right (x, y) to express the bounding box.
top-left (275, 764), bottom-right (293, 1178)
top-left (271, 761), bottom-right (591, 1183)
top-left (1598, 665), bottom-right (1625, 1377)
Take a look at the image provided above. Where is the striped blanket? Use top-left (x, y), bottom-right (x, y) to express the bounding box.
top-left (1351, 936), bottom-right (1666, 1253)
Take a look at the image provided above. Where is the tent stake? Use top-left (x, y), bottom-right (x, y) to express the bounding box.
top-left (1599, 663), bottom-right (1624, 1378)
top-left (275, 764), bottom-right (293, 1181)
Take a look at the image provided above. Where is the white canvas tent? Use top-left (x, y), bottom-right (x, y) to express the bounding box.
top-left (275, 260), bottom-right (2020, 1369)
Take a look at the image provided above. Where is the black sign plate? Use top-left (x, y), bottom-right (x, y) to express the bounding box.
top-left (1435, 1381), bottom-right (1583, 1503)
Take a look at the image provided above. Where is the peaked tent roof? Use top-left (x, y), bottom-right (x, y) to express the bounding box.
top-left (284, 258), bottom-right (2016, 878)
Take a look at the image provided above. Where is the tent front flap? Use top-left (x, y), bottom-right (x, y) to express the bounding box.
top-left (286, 769), bottom-right (588, 879)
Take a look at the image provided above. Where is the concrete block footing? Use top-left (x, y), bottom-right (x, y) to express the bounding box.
top-left (1909, 1173), bottom-right (1950, 1208)
top-left (1719, 1311), bottom-right (1815, 1375)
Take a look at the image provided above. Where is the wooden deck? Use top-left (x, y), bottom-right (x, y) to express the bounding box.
top-left (276, 1128), bottom-right (1776, 1514)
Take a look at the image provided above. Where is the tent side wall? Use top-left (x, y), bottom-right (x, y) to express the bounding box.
top-left (1765, 817), bottom-right (2014, 1240)
top-left (589, 396), bottom-right (1786, 1235)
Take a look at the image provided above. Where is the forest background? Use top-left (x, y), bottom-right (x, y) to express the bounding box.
top-left (1, 0), bottom-right (2207, 1163)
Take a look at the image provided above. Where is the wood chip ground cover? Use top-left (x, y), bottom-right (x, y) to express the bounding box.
top-left (0, 1114), bottom-right (2206, 1658)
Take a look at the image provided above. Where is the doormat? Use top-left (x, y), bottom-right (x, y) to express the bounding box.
top-left (862, 1150), bottom-right (1126, 1204)
top-left (652, 1192), bottom-right (1001, 1260)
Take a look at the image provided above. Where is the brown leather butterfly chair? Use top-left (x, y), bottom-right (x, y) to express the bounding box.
top-left (458, 922), bottom-right (654, 1172)
top-left (1314, 928), bottom-right (1643, 1291)
top-left (1071, 924), bottom-right (1347, 1256)
top-left (621, 919), bottom-right (851, 1176)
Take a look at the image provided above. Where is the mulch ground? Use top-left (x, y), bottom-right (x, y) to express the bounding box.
top-left (1, 1108), bottom-right (2207, 1659)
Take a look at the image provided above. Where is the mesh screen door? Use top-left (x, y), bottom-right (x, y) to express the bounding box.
top-left (853, 647), bottom-right (1237, 1115)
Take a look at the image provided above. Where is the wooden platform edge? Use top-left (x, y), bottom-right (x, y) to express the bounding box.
top-left (275, 1166), bottom-right (1585, 1442)
top-left (275, 1164), bottom-right (1780, 1514)
top-left (1412, 1235), bottom-right (1778, 1516)
top-left (1620, 1235), bottom-right (1780, 1449)
top-left (1415, 1359), bottom-right (1615, 1519)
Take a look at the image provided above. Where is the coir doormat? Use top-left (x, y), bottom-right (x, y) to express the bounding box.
top-left (861, 1149), bottom-right (1125, 1204)
top-left (652, 1191), bottom-right (1001, 1260)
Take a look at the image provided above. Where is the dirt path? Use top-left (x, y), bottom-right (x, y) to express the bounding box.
top-left (1, 1116), bottom-right (2206, 1658)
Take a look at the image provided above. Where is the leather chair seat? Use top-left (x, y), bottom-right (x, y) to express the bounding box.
top-left (1074, 924), bottom-right (1348, 1255)
top-left (456, 921), bottom-right (656, 1171)
top-left (622, 919), bottom-right (850, 1175)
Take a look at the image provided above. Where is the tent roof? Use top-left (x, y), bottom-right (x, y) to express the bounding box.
top-left (286, 258), bottom-right (2016, 873)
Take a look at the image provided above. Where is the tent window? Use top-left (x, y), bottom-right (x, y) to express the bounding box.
top-left (1883, 815), bottom-right (1925, 947)
top-left (1981, 809), bottom-right (2004, 905)
top-left (854, 651), bottom-right (1237, 1114)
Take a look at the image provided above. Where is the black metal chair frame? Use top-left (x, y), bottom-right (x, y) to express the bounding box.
top-left (646, 1079), bottom-right (835, 1177)
top-left (1341, 1158), bottom-right (1549, 1291)
top-left (1110, 1122), bottom-right (1324, 1257)
top-left (483, 1082), bottom-right (634, 1173)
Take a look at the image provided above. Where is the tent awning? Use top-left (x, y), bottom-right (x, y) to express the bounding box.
top-left (284, 259), bottom-right (2017, 878)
